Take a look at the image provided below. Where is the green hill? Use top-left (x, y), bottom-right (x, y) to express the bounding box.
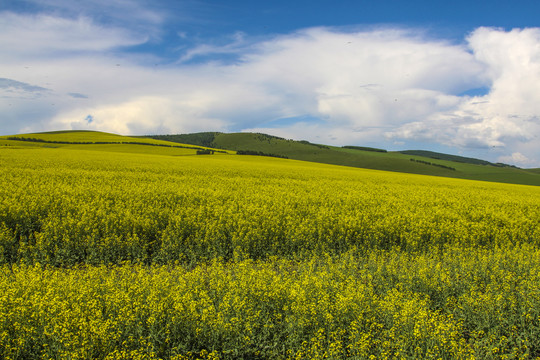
top-left (2, 130), bottom-right (538, 186)
top-left (0, 130), bottom-right (231, 156)
top-left (399, 150), bottom-right (517, 168)
top-left (3, 130), bottom-right (201, 147)
top-left (147, 132), bottom-right (540, 186)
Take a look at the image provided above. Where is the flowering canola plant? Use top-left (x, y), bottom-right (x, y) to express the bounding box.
top-left (0, 146), bottom-right (539, 359)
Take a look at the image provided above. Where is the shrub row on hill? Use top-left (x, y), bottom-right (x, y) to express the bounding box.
top-left (236, 149), bottom-right (288, 158)
top-left (410, 158), bottom-right (456, 171)
top-left (342, 145), bottom-right (387, 153)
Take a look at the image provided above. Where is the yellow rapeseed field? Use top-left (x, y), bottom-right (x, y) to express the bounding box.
top-left (0, 146), bottom-right (539, 359)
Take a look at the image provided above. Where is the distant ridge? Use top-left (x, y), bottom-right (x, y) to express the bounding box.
top-left (146, 132), bottom-right (540, 186)
top-left (342, 145), bottom-right (387, 153)
top-left (399, 150), bottom-right (517, 168)
top-left (149, 132), bottom-right (221, 148)
top-left (0, 130), bottom-right (537, 186)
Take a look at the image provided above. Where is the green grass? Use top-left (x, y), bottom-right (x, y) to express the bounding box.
top-left (3, 130), bottom-right (158, 144)
top-left (63, 144), bottom-right (199, 156)
top-left (147, 132), bottom-right (540, 186)
top-left (0, 131), bottom-right (231, 155)
top-left (147, 132), bottom-right (221, 148)
top-left (3, 130), bottom-right (539, 186)
top-left (399, 150), bottom-right (504, 166)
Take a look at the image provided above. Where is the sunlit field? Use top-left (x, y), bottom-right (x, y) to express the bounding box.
top-left (1, 145), bottom-right (539, 359)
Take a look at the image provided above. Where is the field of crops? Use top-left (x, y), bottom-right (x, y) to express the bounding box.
top-left (1, 144), bottom-right (540, 359)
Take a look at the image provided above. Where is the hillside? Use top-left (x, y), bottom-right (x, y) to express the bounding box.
top-left (147, 132), bottom-right (540, 186)
top-left (2, 130), bottom-right (538, 186)
top-left (0, 130), bottom-right (230, 156)
top-left (398, 150), bottom-right (516, 167)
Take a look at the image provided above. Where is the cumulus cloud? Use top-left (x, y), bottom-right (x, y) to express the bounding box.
top-left (386, 27), bottom-right (540, 165)
top-left (498, 152), bottom-right (534, 166)
top-left (50, 95), bottom-right (230, 135)
top-left (1, 7), bottom-right (540, 166)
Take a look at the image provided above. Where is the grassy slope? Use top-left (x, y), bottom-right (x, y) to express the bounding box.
top-left (1, 130), bottom-right (207, 146)
top-left (399, 150), bottom-right (497, 166)
top-left (152, 132), bottom-right (540, 186)
top-left (3, 130), bottom-right (539, 186)
top-left (214, 133), bottom-right (540, 186)
top-left (0, 131), bottom-right (231, 156)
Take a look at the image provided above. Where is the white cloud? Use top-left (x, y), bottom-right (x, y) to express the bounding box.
top-left (386, 27), bottom-right (540, 165)
top-left (19, 0), bottom-right (165, 28)
top-left (48, 95), bottom-right (230, 135)
top-left (177, 32), bottom-right (249, 63)
top-left (498, 152), bottom-right (535, 167)
top-left (0, 11), bottom-right (147, 59)
top-left (1, 7), bottom-right (540, 166)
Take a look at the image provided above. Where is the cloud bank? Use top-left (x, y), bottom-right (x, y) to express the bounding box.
top-left (1, 8), bottom-right (539, 166)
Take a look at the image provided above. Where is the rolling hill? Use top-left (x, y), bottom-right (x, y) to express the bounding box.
top-left (1, 130), bottom-right (538, 186)
top-left (0, 130), bottom-right (231, 156)
top-left (147, 132), bottom-right (540, 186)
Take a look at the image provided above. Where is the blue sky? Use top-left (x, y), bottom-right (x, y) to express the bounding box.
top-left (1, 0), bottom-right (540, 167)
